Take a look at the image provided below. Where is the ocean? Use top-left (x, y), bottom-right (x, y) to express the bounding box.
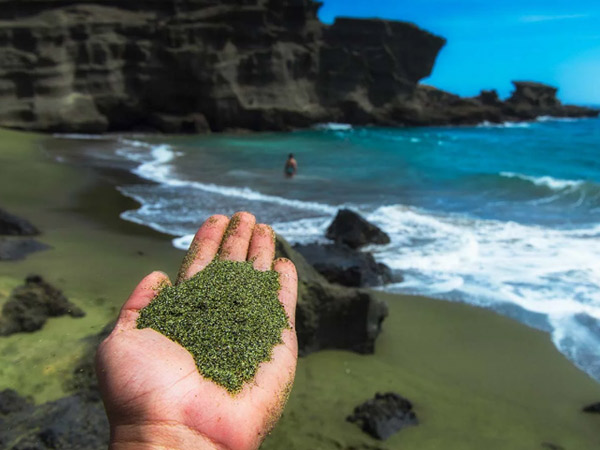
top-left (50, 116), bottom-right (600, 383)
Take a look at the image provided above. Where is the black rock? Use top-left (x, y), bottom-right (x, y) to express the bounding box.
top-left (347, 392), bottom-right (418, 440)
top-left (0, 391), bottom-right (108, 450)
top-left (326, 210), bottom-right (391, 249)
top-left (582, 402), bottom-right (600, 414)
top-left (0, 275), bottom-right (85, 336)
top-left (0, 209), bottom-right (39, 236)
top-left (0, 389), bottom-right (33, 416)
top-left (541, 443), bottom-right (565, 450)
top-left (276, 236), bottom-right (388, 356)
top-left (0, 238), bottom-right (50, 261)
top-left (294, 243), bottom-right (395, 287)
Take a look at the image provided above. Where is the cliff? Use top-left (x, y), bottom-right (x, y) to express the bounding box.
top-left (0, 0), bottom-right (596, 133)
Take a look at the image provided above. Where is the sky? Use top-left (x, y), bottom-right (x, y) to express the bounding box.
top-left (319, 0), bottom-right (600, 105)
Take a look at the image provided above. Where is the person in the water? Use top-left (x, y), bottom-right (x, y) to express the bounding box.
top-left (284, 153), bottom-right (297, 178)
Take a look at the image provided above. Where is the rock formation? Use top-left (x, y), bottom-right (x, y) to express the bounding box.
top-left (1, 0), bottom-right (591, 133)
top-left (0, 275), bottom-right (85, 336)
top-left (275, 235), bottom-right (388, 356)
top-left (294, 242), bottom-right (393, 288)
top-left (0, 208), bottom-right (38, 236)
top-left (347, 392), bottom-right (418, 440)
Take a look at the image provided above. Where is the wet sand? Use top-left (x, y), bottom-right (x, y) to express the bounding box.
top-left (0, 129), bottom-right (598, 449)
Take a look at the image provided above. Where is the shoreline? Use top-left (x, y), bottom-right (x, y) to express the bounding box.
top-left (0, 128), bottom-right (599, 448)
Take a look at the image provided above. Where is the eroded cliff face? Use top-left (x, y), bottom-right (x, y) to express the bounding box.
top-left (0, 0), bottom-right (445, 132)
top-left (0, 0), bottom-right (596, 133)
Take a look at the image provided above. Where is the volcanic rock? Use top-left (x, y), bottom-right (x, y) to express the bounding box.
top-left (276, 235), bottom-right (388, 355)
top-left (294, 243), bottom-right (394, 287)
top-left (326, 209), bottom-right (390, 249)
top-left (347, 392), bottom-right (418, 440)
top-left (0, 389), bottom-right (108, 450)
top-left (0, 2), bottom-right (596, 132)
top-left (0, 237), bottom-right (49, 261)
top-left (0, 275), bottom-right (85, 336)
top-left (0, 208), bottom-right (38, 236)
top-left (582, 402), bottom-right (600, 414)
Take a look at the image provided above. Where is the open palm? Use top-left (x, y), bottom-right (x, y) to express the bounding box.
top-left (96, 212), bottom-right (298, 450)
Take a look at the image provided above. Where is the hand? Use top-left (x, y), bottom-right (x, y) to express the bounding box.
top-left (96, 212), bottom-right (298, 450)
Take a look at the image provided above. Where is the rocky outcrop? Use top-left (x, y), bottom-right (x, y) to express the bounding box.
top-left (347, 392), bottom-right (418, 440)
top-left (326, 209), bottom-right (390, 249)
top-left (0, 208), bottom-right (38, 236)
top-left (0, 275), bottom-right (85, 336)
top-left (582, 402), bottom-right (600, 414)
top-left (0, 2), bottom-right (595, 133)
top-left (0, 389), bottom-right (108, 450)
top-left (294, 243), bottom-right (393, 288)
top-left (0, 237), bottom-right (49, 261)
top-left (0, 0), bottom-right (438, 133)
top-left (275, 235), bottom-right (388, 356)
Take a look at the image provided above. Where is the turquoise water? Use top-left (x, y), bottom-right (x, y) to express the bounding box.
top-left (52, 116), bottom-right (600, 382)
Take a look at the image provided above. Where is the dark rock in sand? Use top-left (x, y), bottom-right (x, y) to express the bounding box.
top-left (347, 392), bottom-right (418, 440)
top-left (0, 389), bottom-right (108, 450)
top-left (541, 443), bottom-right (565, 450)
top-left (0, 208), bottom-right (39, 236)
top-left (0, 323), bottom-right (112, 449)
top-left (326, 209), bottom-right (390, 250)
top-left (0, 237), bottom-right (50, 261)
top-left (0, 389), bottom-right (33, 416)
top-left (582, 402), bottom-right (600, 414)
top-left (276, 236), bottom-right (388, 355)
top-left (0, 275), bottom-right (85, 336)
top-left (294, 243), bottom-right (394, 287)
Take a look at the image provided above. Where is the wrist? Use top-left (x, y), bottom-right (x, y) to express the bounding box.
top-left (109, 422), bottom-right (224, 450)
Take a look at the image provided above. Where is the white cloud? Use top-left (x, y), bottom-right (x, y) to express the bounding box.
top-left (520, 14), bottom-right (588, 23)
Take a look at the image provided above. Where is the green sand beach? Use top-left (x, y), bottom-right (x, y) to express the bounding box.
top-left (1, 128), bottom-right (599, 449)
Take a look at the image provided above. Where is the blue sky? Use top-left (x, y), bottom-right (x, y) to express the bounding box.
top-left (319, 1), bottom-right (600, 105)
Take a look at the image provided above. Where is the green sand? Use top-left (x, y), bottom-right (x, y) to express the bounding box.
top-left (0, 128), bottom-right (599, 448)
top-left (138, 260), bottom-right (287, 393)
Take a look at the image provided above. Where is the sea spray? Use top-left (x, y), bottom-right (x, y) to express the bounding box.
top-left (137, 259), bottom-right (288, 394)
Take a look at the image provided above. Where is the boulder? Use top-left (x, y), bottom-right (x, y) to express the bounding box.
top-left (275, 236), bottom-right (388, 356)
top-left (0, 209), bottom-right (38, 236)
top-left (0, 238), bottom-right (50, 261)
top-left (582, 402), bottom-right (600, 414)
top-left (326, 209), bottom-right (391, 249)
top-left (347, 392), bottom-right (418, 440)
top-left (0, 275), bottom-right (85, 336)
top-left (293, 243), bottom-right (394, 287)
top-left (0, 390), bottom-right (108, 450)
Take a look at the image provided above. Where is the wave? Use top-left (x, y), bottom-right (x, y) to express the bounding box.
top-left (313, 122), bottom-right (353, 131)
top-left (477, 121), bottom-right (532, 128)
top-left (363, 204), bottom-right (600, 380)
top-left (499, 172), bottom-right (585, 191)
top-left (115, 139), bottom-right (336, 215)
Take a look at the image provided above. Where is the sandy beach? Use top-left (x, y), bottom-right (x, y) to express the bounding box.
top-left (1, 128), bottom-right (599, 449)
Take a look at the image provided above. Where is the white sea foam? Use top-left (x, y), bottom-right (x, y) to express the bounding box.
top-left (115, 140), bottom-right (336, 215)
top-left (109, 136), bottom-right (600, 382)
top-left (478, 121), bottom-right (532, 128)
top-left (314, 122), bottom-right (353, 131)
top-left (500, 171), bottom-right (585, 190)
top-left (536, 115), bottom-right (580, 123)
top-left (362, 204), bottom-right (600, 379)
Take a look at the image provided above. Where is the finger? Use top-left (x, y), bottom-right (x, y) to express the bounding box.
top-left (177, 215), bottom-right (229, 282)
top-left (273, 258), bottom-right (298, 327)
top-left (219, 211), bottom-right (256, 262)
top-left (247, 224), bottom-right (275, 271)
top-left (116, 271), bottom-right (171, 330)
